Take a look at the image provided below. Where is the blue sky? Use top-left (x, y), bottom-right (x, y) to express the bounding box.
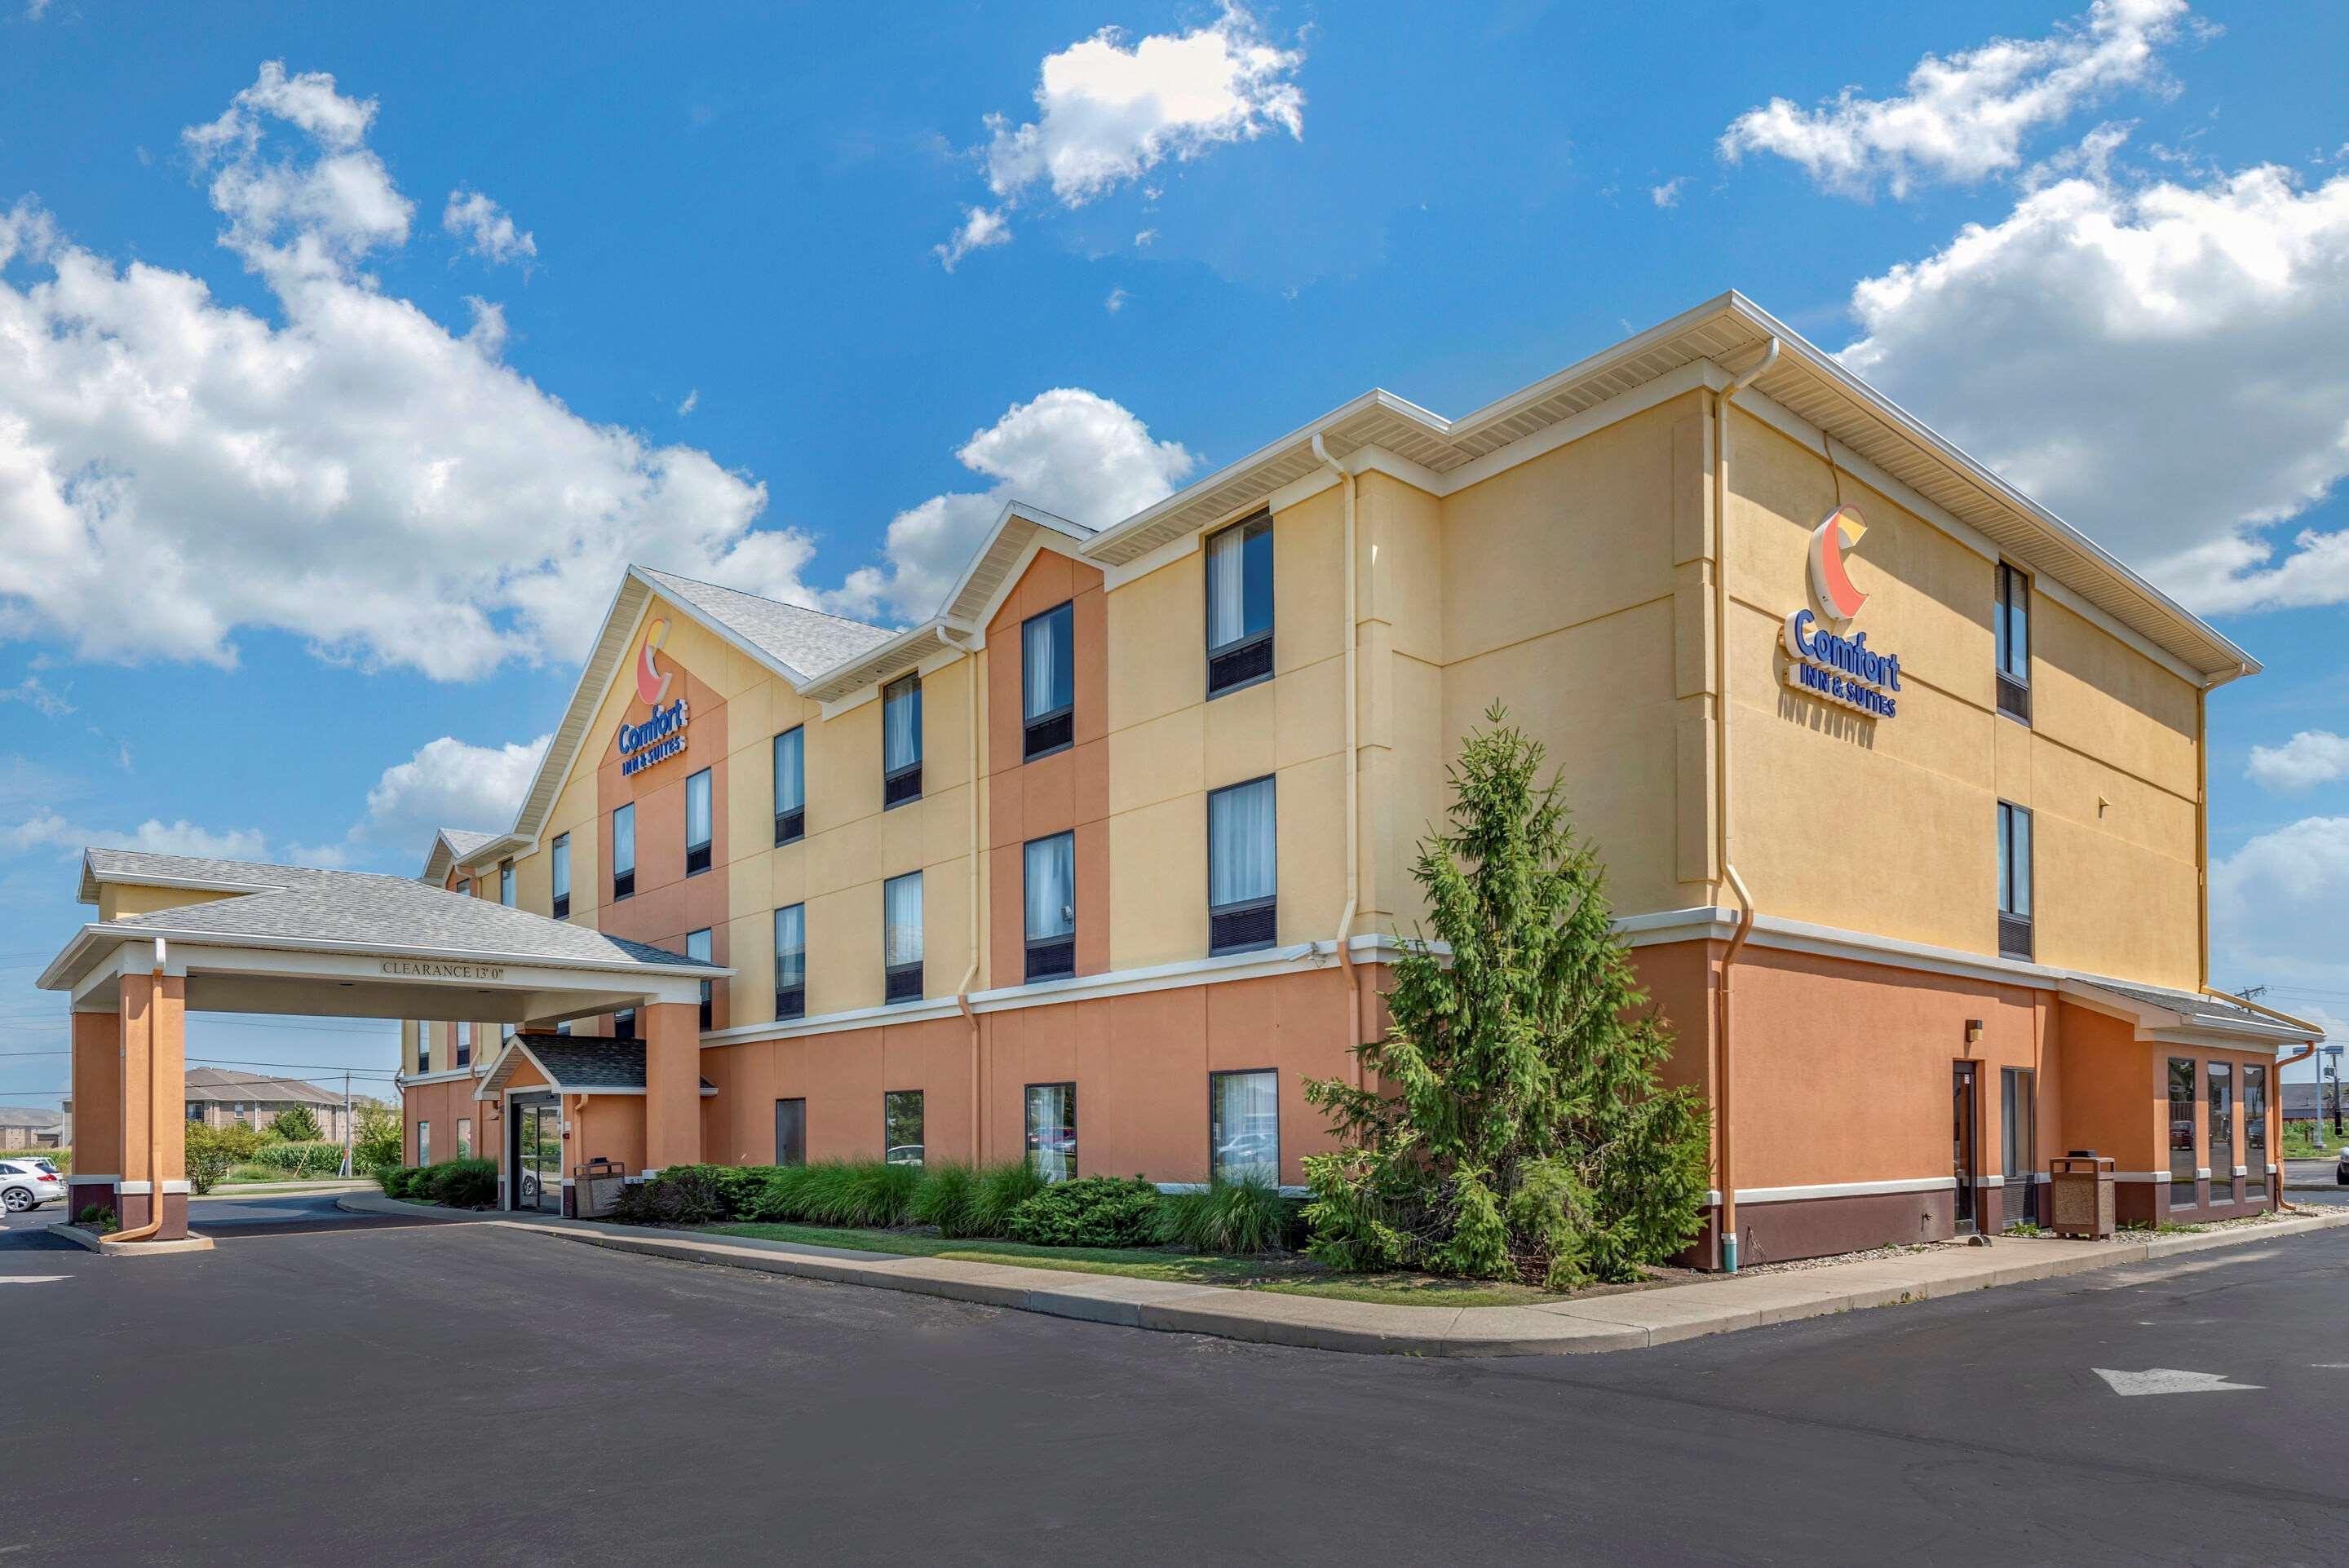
top-left (3, 0), bottom-right (2347, 1105)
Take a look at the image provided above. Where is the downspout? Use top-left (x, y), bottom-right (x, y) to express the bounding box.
top-left (110, 937), bottom-right (168, 1245)
top-left (1312, 432), bottom-right (1363, 1080)
top-left (951, 629), bottom-right (984, 1159)
top-left (1711, 338), bottom-right (1778, 1274)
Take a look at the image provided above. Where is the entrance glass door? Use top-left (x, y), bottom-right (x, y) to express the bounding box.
top-left (2001, 1067), bottom-right (2037, 1229)
top-left (514, 1102), bottom-right (561, 1213)
top-left (1953, 1062), bottom-right (1980, 1235)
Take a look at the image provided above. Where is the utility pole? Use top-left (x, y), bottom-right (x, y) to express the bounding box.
top-left (338, 1070), bottom-right (356, 1178)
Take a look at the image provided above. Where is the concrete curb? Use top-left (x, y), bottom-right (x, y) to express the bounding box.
top-left (196, 1180), bottom-right (377, 1199)
top-left (335, 1194), bottom-right (2349, 1358)
top-left (46, 1221), bottom-right (216, 1255)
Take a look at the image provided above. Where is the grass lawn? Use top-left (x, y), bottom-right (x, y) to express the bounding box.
top-left (703, 1221), bottom-right (1571, 1307)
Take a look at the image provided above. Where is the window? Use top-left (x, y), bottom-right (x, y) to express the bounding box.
top-left (499, 858), bottom-right (515, 908)
top-left (883, 674), bottom-right (922, 806)
top-left (1995, 563), bottom-right (2031, 723)
top-left (2208, 1062), bottom-right (2234, 1204)
top-left (612, 802), bottom-right (636, 900)
top-left (2245, 1064), bottom-right (2269, 1200)
top-left (455, 1021), bottom-right (471, 1070)
top-left (1996, 802), bottom-right (2033, 961)
top-left (502, 1022), bottom-right (515, 1043)
top-left (1022, 601), bottom-right (1075, 760)
top-left (684, 767), bottom-right (713, 876)
top-left (1024, 832), bottom-right (1076, 982)
top-left (884, 1090), bottom-right (923, 1166)
top-left (555, 1021), bottom-right (571, 1036)
top-left (2168, 1057), bottom-right (2196, 1209)
top-left (774, 903), bottom-right (806, 1021)
top-left (457, 879), bottom-right (471, 900)
top-left (773, 727), bottom-right (805, 845)
top-left (417, 1121), bottom-right (431, 1167)
top-left (688, 928), bottom-right (713, 1030)
top-left (775, 1098), bottom-right (807, 1168)
top-left (613, 1007), bottom-right (636, 1042)
top-left (1205, 513), bottom-right (1274, 697)
top-left (883, 872), bottom-right (924, 1002)
top-left (1026, 1082), bottom-right (1076, 1183)
top-left (456, 1118), bottom-right (472, 1159)
top-left (551, 833), bottom-right (571, 920)
top-left (1208, 775), bottom-right (1277, 954)
top-left (416, 1021), bottom-right (431, 1076)
top-left (1210, 1070), bottom-right (1279, 1185)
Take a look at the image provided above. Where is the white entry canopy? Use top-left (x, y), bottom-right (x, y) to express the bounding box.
top-left (38, 848), bottom-right (728, 1023)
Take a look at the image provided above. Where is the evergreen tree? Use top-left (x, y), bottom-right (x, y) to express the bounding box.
top-left (263, 1103), bottom-right (323, 1143)
top-left (1303, 704), bottom-right (1710, 1289)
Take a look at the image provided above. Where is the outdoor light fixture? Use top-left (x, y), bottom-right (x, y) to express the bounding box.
top-left (1965, 1019), bottom-right (1984, 1046)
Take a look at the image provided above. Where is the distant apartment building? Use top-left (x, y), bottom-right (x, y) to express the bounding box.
top-left (61, 1068), bottom-right (353, 1146)
top-left (0, 1108), bottom-right (66, 1151)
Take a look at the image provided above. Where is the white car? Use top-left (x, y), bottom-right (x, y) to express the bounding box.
top-left (0, 1159), bottom-right (67, 1214)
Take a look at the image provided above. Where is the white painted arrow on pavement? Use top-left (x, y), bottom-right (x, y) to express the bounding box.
top-left (0, 1276), bottom-right (66, 1285)
top-left (2094, 1367), bottom-right (2262, 1397)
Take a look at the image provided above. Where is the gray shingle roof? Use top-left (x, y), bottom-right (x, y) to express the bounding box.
top-left (2068, 977), bottom-right (2306, 1037)
top-left (637, 567), bottom-right (892, 682)
top-left (436, 828), bottom-right (499, 859)
top-left (184, 1067), bottom-right (343, 1105)
top-left (77, 849), bottom-right (716, 973)
top-left (506, 1035), bottom-right (714, 1092)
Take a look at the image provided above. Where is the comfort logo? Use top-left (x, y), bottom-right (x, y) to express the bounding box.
top-left (635, 618), bottom-right (674, 707)
top-left (1807, 505), bottom-right (1869, 625)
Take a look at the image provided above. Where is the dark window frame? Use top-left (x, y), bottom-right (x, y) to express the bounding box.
top-left (773, 726), bottom-right (806, 845)
top-left (1024, 1080), bottom-right (1077, 1182)
top-left (1204, 512), bottom-right (1275, 700)
top-left (613, 1007), bottom-right (637, 1043)
top-left (1207, 775), bottom-right (1278, 956)
top-left (1024, 829), bottom-right (1077, 983)
top-left (416, 1022), bottom-right (431, 1076)
top-left (774, 1098), bottom-right (807, 1168)
top-left (498, 858), bottom-right (515, 908)
top-left (882, 673), bottom-right (923, 808)
top-left (1996, 562), bottom-right (2032, 725)
top-left (883, 870), bottom-right (923, 1003)
top-left (2207, 1060), bottom-right (2235, 1205)
top-left (1996, 800), bottom-right (2033, 961)
top-left (883, 1089), bottom-right (924, 1167)
top-left (1021, 600), bottom-right (1077, 762)
top-left (687, 927), bottom-right (714, 1031)
top-left (773, 902), bottom-right (807, 1021)
top-left (1209, 1067), bottom-right (1280, 1186)
top-left (551, 832), bottom-right (571, 921)
top-left (684, 766), bottom-right (714, 877)
top-left (2167, 1056), bottom-right (2196, 1210)
top-left (611, 802), bottom-right (636, 902)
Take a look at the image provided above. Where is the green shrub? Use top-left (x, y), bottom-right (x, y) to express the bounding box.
top-left (423, 1158), bottom-right (499, 1209)
top-left (263, 1105), bottom-right (323, 1142)
top-left (352, 1106), bottom-right (403, 1173)
top-left (191, 1122), bottom-right (264, 1162)
top-left (1006, 1175), bottom-right (1162, 1248)
top-left (610, 1164), bottom-right (739, 1226)
top-left (971, 1160), bottom-right (1049, 1236)
top-left (248, 1141), bottom-right (345, 1177)
top-left (76, 1204), bottom-right (118, 1235)
top-left (378, 1166), bottom-right (419, 1199)
top-left (1157, 1174), bottom-right (1298, 1254)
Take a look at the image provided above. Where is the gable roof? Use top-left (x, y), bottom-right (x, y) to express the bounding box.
top-left (635, 568), bottom-right (894, 681)
top-left (183, 1067), bottom-right (343, 1106)
top-left (476, 1033), bottom-right (717, 1098)
top-left (419, 827), bottom-right (515, 888)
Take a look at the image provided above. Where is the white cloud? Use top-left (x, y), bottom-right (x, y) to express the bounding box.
top-left (6, 811), bottom-right (271, 862)
top-left (1649, 177), bottom-right (1688, 208)
top-left (0, 61), bottom-right (820, 681)
top-left (829, 389), bottom-right (1194, 621)
top-left (1104, 286), bottom-right (1129, 313)
top-left (934, 205), bottom-right (1011, 272)
top-left (0, 675), bottom-right (73, 717)
top-left (1134, 227), bottom-right (1157, 246)
top-left (441, 188), bottom-right (537, 267)
top-left (356, 733), bottom-right (550, 848)
top-left (1838, 157), bottom-right (2349, 612)
top-left (1720, 0), bottom-right (2192, 199)
top-left (940, 3), bottom-right (1303, 263)
top-left (2247, 731), bottom-right (2349, 793)
top-left (676, 389), bottom-right (698, 417)
top-left (2210, 817), bottom-right (2349, 1009)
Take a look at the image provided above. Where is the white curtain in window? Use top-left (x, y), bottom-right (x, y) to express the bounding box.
top-left (773, 729), bottom-right (804, 814)
top-left (1211, 1071), bottom-right (1278, 1184)
top-left (1205, 525), bottom-right (1247, 649)
top-left (1024, 833), bottom-right (1075, 939)
top-left (551, 836), bottom-right (569, 899)
top-left (774, 905), bottom-right (805, 986)
top-left (1024, 607), bottom-right (1069, 719)
top-left (1209, 779), bottom-right (1276, 908)
top-left (685, 770), bottom-right (712, 848)
top-left (884, 680), bottom-right (921, 772)
top-left (884, 873), bottom-right (923, 968)
top-left (613, 804), bottom-right (636, 872)
top-left (1026, 1083), bottom-right (1076, 1184)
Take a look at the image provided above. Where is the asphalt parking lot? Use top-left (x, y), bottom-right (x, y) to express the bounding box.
top-left (3, 1195), bottom-right (2347, 1566)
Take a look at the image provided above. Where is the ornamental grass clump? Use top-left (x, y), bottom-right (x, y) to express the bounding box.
top-left (909, 1162), bottom-right (984, 1238)
top-left (1303, 704), bottom-right (1711, 1292)
top-left (969, 1159), bottom-right (1048, 1236)
top-left (1156, 1173), bottom-right (1298, 1254)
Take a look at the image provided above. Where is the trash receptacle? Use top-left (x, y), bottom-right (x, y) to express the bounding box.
top-left (2048, 1154), bottom-right (2115, 1239)
top-left (573, 1157), bottom-right (626, 1219)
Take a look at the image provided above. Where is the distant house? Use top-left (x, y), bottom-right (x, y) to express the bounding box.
top-left (0, 1107), bottom-right (66, 1151)
top-left (63, 1069), bottom-right (356, 1146)
top-left (2285, 1081), bottom-right (2327, 1124)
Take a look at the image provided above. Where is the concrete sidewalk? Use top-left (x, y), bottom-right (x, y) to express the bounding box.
top-left (338, 1192), bottom-right (2349, 1357)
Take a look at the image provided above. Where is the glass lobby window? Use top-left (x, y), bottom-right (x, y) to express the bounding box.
top-left (1996, 802), bottom-right (2033, 961)
top-left (1022, 601), bottom-right (1076, 760)
top-left (613, 1007), bottom-right (636, 1042)
top-left (684, 766), bottom-right (713, 876)
top-left (1026, 1082), bottom-right (1077, 1183)
top-left (775, 1098), bottom-right (807, 1167)
top-left (499, 859), bottom-right (515, 907)
top-left (2207, 1062), bottom-right (2234, 1204)
top-left (415, 1021), bottom-right (431, 1075)
top-left (688, 928), bottom-right (713, 1030)
top-left (1208, 775), bottom-right (1277, 955)
top-left (612, 802), bottom-right (636, 900)
top-left (882, 674), bottom-right (922, 807)
top-left (1995, 563), bottom-right (2031, 723)
top-left (1210, 1069), bottom-right (1279, 1185)
top-left (455, 1021), bottom-right (471, 1070)
top-left (2245, 1065), bottom-right (2269, 1199)
top-left (456, 1117), bottom-right (472, 1159)
top-left (551, 833), bottom-right (571, 920)
top-left (1205, 512), bottom-right (1274, 697)
top-left (884, 1090), bottom-right (924, 1166)
top-left (774, 903), bottom-right (806, 1021)
top-left (2168, 1057), bottom-right (2196, 1208)
top-left (773, 727), bottom-right (805, 845)
top-left (1024, 831), bottom-right (1076, 982)
top-left (883, 872), bottom-right (924, 1003)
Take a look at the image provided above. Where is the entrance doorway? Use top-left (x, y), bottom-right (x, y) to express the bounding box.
top-left (2001, 1067), bottom-right (2037, 1229)
top-left (1952, 1062), bottom-right (1980, 1235)
top-left (511, 1098), bottom-right (561, 1213)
